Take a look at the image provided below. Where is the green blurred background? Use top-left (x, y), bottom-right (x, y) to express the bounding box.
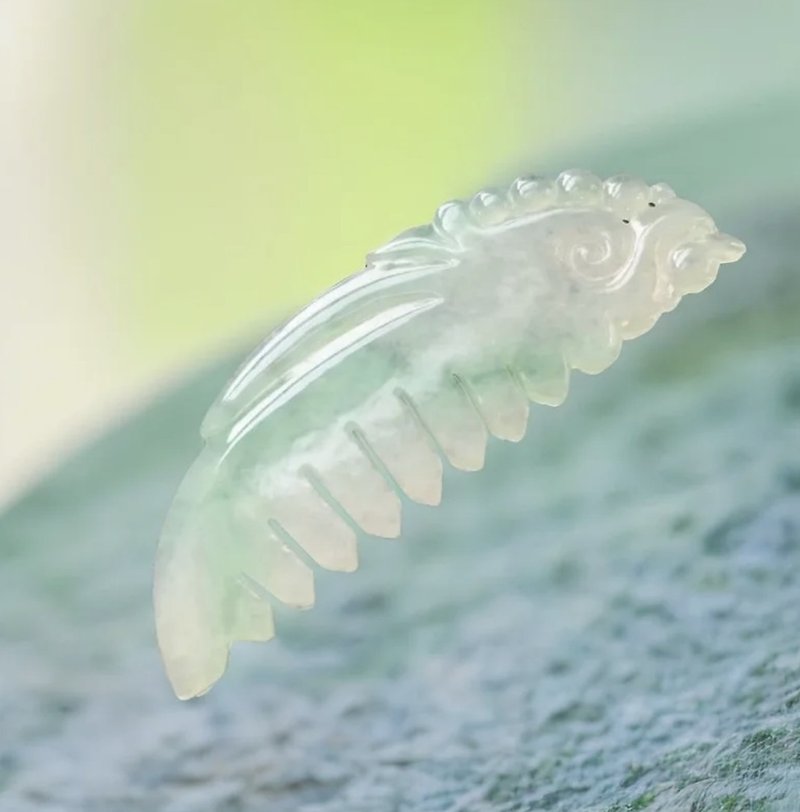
top-left (3, 0), bottom-right (799, 507)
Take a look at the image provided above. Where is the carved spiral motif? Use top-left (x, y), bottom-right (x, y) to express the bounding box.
top-left (553, 221), bottom-right (633, 287)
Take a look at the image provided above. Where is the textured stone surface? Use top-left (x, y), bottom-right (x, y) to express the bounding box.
top-left (2, 104), bottom-right (800, 810)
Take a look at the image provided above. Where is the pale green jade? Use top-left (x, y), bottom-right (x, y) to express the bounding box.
top-left (154, 170), bottom-right (746, 700)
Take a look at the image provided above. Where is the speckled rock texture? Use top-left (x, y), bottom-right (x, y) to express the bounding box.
top-left (1, 105), bottom-right (800, 810)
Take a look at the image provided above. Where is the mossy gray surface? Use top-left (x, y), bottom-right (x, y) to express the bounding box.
top-left (1, 101), bottom-right (800, 810)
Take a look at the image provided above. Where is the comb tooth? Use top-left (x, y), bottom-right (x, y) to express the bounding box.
top-left (564, 315), bottom-right (621, 375)
top-left (242, 527), bottom-right (315, 609)
top-left (361, 398), bottom-right (443, 506)
top-left (513, 352), bottom-right (570, 407)
top-left (465, 368), bottom-right (529, 442)
top-left (401, 379), bottom-right (487, 472)
top-left (231, 576), bottom-right (277, 642)
top-left (308, 440), bottom-right (402, 539)
top-left (259, 474), bottom-right (359, 572)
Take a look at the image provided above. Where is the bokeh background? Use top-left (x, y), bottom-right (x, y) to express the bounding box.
top-left (3, 0), bottom-right (800, 508)
top-left (5, 4), bottom-right (800, 808)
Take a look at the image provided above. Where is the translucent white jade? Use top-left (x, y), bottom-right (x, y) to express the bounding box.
top-left (154, 170), bottom-right (745, 699)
